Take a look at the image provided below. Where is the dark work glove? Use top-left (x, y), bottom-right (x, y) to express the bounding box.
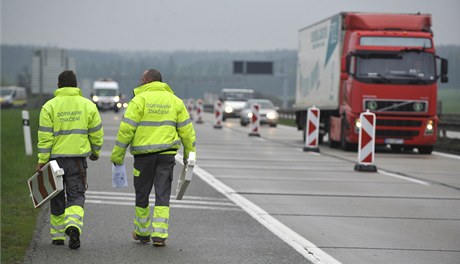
top-left (89, 154), bottom-right (99, 161)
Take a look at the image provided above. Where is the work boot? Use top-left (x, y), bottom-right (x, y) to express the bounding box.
top-left (132, 232), bottom-right (150, 243)
top-left (65, 226), bottom-right (80, 249)
top-left (52, 239), bottom-right (64, 246)
top-left (152, 238), bottom-right (166, 247)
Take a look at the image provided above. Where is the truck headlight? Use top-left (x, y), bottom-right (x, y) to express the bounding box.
top-left (225, 106), bottom-right (233, 113)
top-left (247, 112), bottom-right (253, 118)
top-left (425, 120), bottom-right (434, 135)
top-left (92, 95), bottom-right (99, 102)
top-left (355, 118), bottom-right (361, 133)
top-left (114, 96), bottom-right (120, 103)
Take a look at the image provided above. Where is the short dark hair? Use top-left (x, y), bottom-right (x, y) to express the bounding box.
top-left (143, 69), bottom-right (162, 83)
top-left (58, 70), bottom-right (77, 88)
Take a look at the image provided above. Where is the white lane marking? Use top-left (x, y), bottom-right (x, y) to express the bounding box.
top-left (256, 137), bottom-right (266, 142)
top-left (86, 199), bottom-right (240, 211)
top-left (85, 190), bottom-right (228, 202)
top-left (378, 169), bottom-right (430, 186)
top-left (85, 194), bottom-right (236, 207)
top-left (176, 155), bottom-right (342, 264)
top-left (433, 151), bottom-right (460, 160)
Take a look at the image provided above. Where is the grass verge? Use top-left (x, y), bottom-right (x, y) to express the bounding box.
top-left (1, 108), bottom-right (40, 264)
top-left (278, 118), bottom-right (296, 127)
top-left (439, 88), bottom-right (460, 114)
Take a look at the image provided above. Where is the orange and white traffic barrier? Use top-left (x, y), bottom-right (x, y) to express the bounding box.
top-left (248, 103), bottom-right (261, 137)
top-left (195, 99), bottom-right (204, 124)
top-left (187, 99), bottom-right (194, 121)
top-left (354, 110), bottom-right (377, 172)
top-left (213, 100), bottom-right (223, 129)
top-left (303, 106), bottom-right (320, 152)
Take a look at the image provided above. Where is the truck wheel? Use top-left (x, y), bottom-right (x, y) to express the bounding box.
top-left (341, 119), bottom-right (354, 151)
top-left (418, 146), bottom-right (433, 154)
top-left (302, 125), bottom-right (306, 143)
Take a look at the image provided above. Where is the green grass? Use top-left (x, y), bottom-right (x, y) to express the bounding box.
top-left (439, 88), bottom-right (460, 114)
top-left (278, 118), bottom-right (296, 127)
top-left (1, 108), bottom-right (40, 264)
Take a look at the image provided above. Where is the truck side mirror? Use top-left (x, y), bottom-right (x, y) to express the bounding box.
top-left (341, 56), bottom-right (348, 73)
top-left (341, 55), bottom-right (352, 80)
top-left (440, 58), bottom-right (448, 83)
top-left (441, 58), bottom-right (448, 75)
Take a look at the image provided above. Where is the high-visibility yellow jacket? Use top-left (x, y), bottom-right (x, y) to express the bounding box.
top-left (111, 81), bottom-right (196, 165)
top-left (37, 87), bottom-right (104, 164)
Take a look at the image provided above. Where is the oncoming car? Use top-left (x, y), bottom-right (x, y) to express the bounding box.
top-left (240, 99), bottom-right (279, 127)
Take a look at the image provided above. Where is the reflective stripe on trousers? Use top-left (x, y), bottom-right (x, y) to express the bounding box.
top-left (152, 206), bottom-right (169, 240)
top-left (134, 206), bottom-right (151, 237)
top-left (50, 213), bottom-right (66, 240)
top-left (65, 205), bottom-right (85, 233)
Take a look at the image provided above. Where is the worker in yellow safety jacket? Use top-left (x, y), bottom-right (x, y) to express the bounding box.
top-left (36, 70), bottom-right (104, 249)
top-left (111, 69), bottom-right (196, 247)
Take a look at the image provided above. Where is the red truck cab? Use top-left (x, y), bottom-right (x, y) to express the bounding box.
top-left (329, 13), bottom-right (448, 154)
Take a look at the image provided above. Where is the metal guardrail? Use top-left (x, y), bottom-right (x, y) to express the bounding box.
top-left (277, 109), bottom-right (460, 134)
top-left (439, 114), bottom-right (460, 132)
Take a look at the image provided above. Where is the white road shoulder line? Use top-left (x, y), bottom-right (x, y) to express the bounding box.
top-left (181, 155), bottom-right (341, 264)
top-left (433, 151), bottom-right (460, 160)
top-left (378, 169), bottom-right (430, 186)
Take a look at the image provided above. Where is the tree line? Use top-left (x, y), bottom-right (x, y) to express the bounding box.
top-left (1, 44), bottom-right (458, 107)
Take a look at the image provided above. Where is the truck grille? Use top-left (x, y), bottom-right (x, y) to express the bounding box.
top-left (363, 100), bottom-right (427, 113)
top-left (376, 130), bottom-right (419, 138)
top-left (375, 118), bottom-right (422, 139)
top-left (376, 119), bottom-right (422, 127)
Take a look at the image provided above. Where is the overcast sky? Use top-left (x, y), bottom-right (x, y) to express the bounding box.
top-left (1, 0), bottom-right (459, 52)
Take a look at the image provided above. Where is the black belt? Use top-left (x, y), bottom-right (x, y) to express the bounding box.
top-left (134, 148), bottom-right (178, 158)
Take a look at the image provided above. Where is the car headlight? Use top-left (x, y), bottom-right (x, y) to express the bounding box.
top-left (247, 112), bottom-right (253, 118)
top-left (116, 103), bottom-right (122, 108)
top-left (225, 106), bottom-right (233, 113)
top-left (267, 111), bottom-right (278, 120)
top-left (123, 103), bottom-right (128, 108)
top-left (113, 96), bottom-right (120, 103)
top-left (92, 95), bottom-right (99, 102)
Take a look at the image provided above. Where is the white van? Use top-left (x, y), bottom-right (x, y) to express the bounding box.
top-left (0, 86), bottom-right (27, 108)
top-left (91, 79), bottom-right (121, 113)
top-left (220, 88), bottom-right (254, 120)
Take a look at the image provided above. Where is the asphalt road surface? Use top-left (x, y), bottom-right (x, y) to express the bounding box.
top-left (24, 111), bottom-right (460, 264)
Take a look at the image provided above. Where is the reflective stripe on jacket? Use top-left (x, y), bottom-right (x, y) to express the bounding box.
top-left (111, 82), bottom-right (196, 165)
top-left (38, 87), bottom-right (104, 164)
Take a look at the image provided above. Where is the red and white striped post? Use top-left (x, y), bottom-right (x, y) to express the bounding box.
top-left (195, 99), bottom-right (204, 124)
top-left (303, 106), bottom-right (320, 152)
top-left (248, 103), bottom-right (261, 137)
top-left (187, 99), bottom-right (194, 121)
top-left (213, 100), bottom-right (223, 129)
top-left (354, 110), bottom-right (377, 172)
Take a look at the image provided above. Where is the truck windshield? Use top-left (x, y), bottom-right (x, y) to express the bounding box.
top-left (355, 51), bottom-right (435, 85)
top-left (95, 89), bottom-right (117, 96)
top-left (223, 92), bottom-right (253, 101)
top-left (0, 89), bottom-right (12, 96)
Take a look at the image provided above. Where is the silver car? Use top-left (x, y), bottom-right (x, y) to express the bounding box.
top-left (240, 99), bottom-right (279, 127)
